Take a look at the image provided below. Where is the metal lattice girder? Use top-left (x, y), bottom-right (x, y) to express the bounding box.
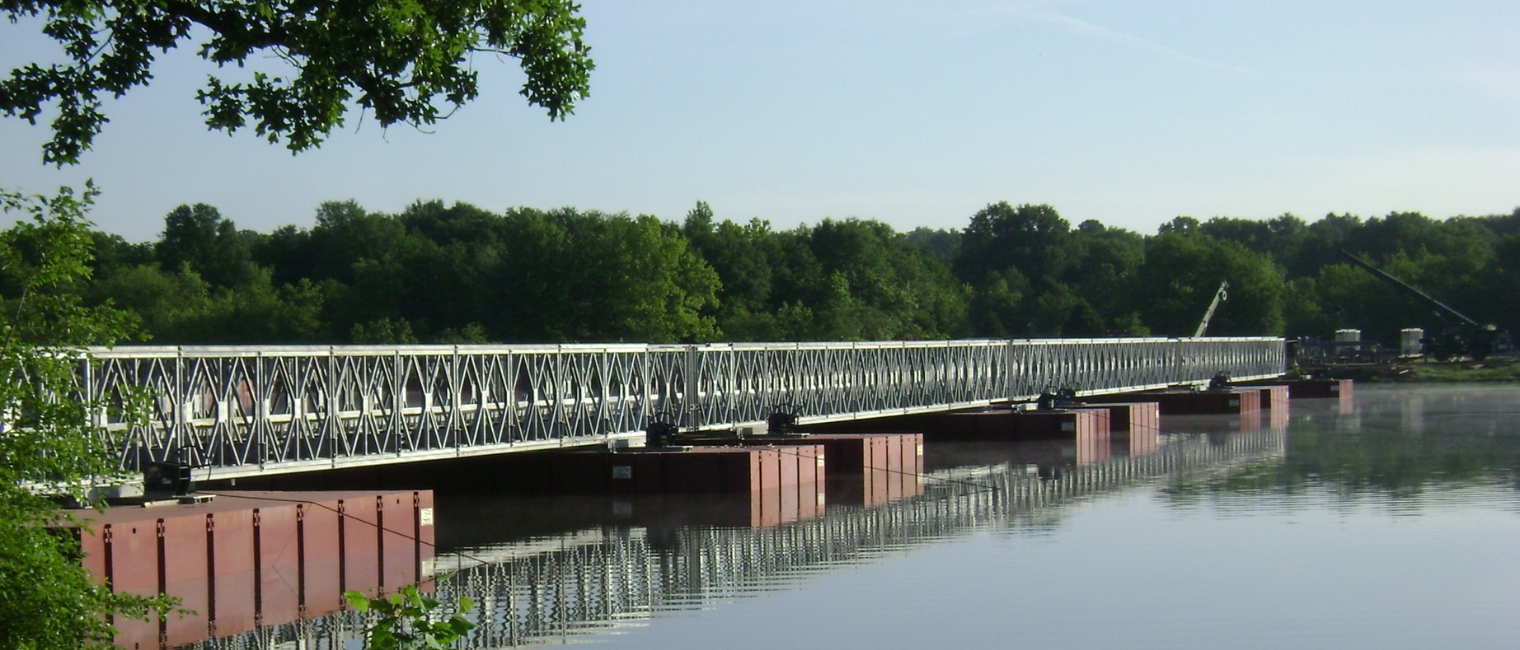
top-left (85, 337), bottom-right (1284, 479)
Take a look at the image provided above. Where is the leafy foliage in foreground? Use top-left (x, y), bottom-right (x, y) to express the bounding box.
top-left (345, 585), bottom-right (476, 650)
top-left (0, 184), bottom-right (175, 649)
top-left (2, 0), bottom-right (593, 165)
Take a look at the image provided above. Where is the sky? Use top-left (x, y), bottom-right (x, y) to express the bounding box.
top-left (2, 0), bottom-right (1518, 242)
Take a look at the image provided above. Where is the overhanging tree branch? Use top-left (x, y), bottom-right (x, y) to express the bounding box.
top-left (2, 0), bottom-right (594, 166)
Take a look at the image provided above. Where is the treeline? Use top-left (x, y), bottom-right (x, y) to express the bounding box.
top-left (79, 199), bottom-right (1520, 347)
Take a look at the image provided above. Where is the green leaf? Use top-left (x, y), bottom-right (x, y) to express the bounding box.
top-left (370, 627), bottom-right (396, 650)
top-left (344, 590), bottom-right (370, 612)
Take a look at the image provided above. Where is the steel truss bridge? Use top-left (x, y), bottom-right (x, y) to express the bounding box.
top-left (178, 427), bottom-right (1288, 650)
top-left (87, 337), bottom-right (1284, 480)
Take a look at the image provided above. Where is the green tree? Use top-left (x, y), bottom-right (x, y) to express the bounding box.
top-left (684, 205), bottom-right (969, 341)
top-left (953, 203), bottom-right (1145, 337)
top-left (1488, 234), bottom-right (1520, 334)
top-left (964, 269), bottom-right (1022, 337)
top-left (905, 227), bottom-right (961, 267)
top-left (0, 185), bottom-right (172, 649)
top-left (1311, 261), bottom-right (1393, 339)
top-left (1293, 213), bottom-right (1363, 278)
top-left (86, 263), bottom-right (212, 342)
top-left (1281, 276), bottom-right (1330, 338)
top-left (1199, 213), bottom-right (1312, 277)
top-left (155, 204), bottom-right (255, 288)
top-left (2, 0), bottom-right (594, 164)
top-left (87, 232), bottom-right (154, 273)
top-left (1028, 283), bottom-right (1105, 337)
top-left (1063, 220), bottom-right (1146, 335)
top-left (1135, 230), bottom-right (1285, 336)
top-left (304, 201), bottom-right (412, 286)
top-left (351, 317), bottom-right (418, 344)
top-left (1473, 207), bottom-right (1520, 238)
top-left (547, 211), bottom-right (719, 342)
top-left (954, 202), bottom-right (1072, 287)
top-left (682, 202), bottom-right (781, 340)
top-left (89, 205), bottom-right (329, 344)
top-left (246, 201), bottom-right (725, 344)
top-left (802, 218), bottom-right (965, 340)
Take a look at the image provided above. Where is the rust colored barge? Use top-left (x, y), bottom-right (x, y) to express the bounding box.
top-left (1241, 378), bottom-right (1352, 400)
top-left (551, 445), bottom-right (826, 495)
top-left (72, 489), bottom-right (434, 650)
top-left (1083, 401), bottom-right (1160, 434)
top-left (1097, 389), bottom-right (1262, 416)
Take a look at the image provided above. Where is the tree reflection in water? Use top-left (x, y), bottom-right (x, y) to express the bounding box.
top-left (1161, 384), bottom-right (1520, 502)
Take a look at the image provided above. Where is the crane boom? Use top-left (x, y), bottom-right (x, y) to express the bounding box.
top-left (1337, 250), bottom-right (1482, 328)
top-left (1193, 280), bottom-right (1229, 338)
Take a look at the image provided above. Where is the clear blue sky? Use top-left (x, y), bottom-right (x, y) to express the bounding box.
top-left (3, 0), bottom-right (1517, 242)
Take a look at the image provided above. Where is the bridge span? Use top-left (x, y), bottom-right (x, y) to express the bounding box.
top-left (86, 337), bottom-right (1284, 480)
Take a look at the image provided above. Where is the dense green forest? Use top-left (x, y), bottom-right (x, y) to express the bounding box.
top-left (76, 199), bottom-right (1520, 348)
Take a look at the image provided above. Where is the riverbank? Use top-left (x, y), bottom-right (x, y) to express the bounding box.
top-left (1300, 357), bottom-right (1520, 382)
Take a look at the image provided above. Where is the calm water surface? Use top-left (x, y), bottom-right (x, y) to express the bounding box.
top-left (189, 384), bottom-right (1520, 649)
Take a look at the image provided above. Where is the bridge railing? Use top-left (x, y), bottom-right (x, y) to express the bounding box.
top-left (84, 337), bottom-right (1283, 478)
top-left (681, 340), bottom-right (1011, 429)
top-left (1006, 336), bottom-right (1285, 397)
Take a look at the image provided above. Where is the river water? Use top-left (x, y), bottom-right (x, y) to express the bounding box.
top-left (181, 384), bottom-right (1520, 649)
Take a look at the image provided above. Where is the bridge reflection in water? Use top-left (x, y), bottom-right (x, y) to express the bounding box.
top-left (171, 425), bottom-right (1286, 650)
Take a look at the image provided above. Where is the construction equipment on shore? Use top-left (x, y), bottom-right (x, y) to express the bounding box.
top-left (1339, 250), bottom-right (1510, 361)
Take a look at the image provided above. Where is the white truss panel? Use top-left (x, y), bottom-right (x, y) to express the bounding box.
top-left (84, 337), bottom-right (1284, 479)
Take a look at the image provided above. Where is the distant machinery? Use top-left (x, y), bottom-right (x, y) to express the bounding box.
top-left (1207, 371), bottom-right (1232, 392)
top-left (1399, 328), bottom-right (1424, 359)
top-left (1035, 386), bottom-right (1081, 411)
top-left (1334, 329), bottom-right (1362, 357)
top-left (1193, 280), bottom-right (1230, 338)
top-left (1339, 250), bottom-right (1511, 361)
top-left (765, 403), bottom-right (802, 435)
top-left (643, 411), bottom-right (682, 448)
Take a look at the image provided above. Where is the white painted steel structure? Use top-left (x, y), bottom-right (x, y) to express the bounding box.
top-left (85, 337), bottom-right (1283, 479)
